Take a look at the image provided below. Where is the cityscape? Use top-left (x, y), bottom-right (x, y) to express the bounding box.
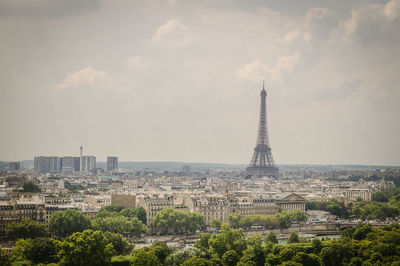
top-left (1, 0), bottom-right (400, 266)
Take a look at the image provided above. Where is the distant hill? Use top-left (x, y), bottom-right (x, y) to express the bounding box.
top-left (1, 160), bottom-right (399, 172)
top-left (101, 161), bottom-right (247, 171)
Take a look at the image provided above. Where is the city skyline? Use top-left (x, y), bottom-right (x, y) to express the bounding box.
top-left (0, 0), bottom-right (399, 165)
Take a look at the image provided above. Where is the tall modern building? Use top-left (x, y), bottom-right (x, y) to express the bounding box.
top-left (49, 157), bottom-right (62, 173)
top-left (246, 83), bottom-right (279, 178)
top-left (80, 146), bottom-right (83, 173)
top-left (61, 156), bottom-right (75, 173)
top-left (34, 156), bottom-right (50, 173)
top-left (8, 162), bottom-right (20, 171)
top-left (81, 156), bottom-right (96, 172)
top-left (107, 157), bottom-right (118, 171)
top-left (73, 157), bottom-right (80, 172)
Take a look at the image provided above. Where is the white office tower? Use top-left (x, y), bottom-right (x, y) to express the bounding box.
top-left (34, 156), bottom-right (50, 173)
top-left (61, 156), bottom-right (75, 173)
top-left (81, 156), bottom-right (96, 172)
top-left (80, 146), bottom-right (83, 173)
top-left (107, 157), bottom-right (118, 171)
top-left (49, 157), bottom-right (62, 173)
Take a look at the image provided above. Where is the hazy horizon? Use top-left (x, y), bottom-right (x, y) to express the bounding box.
top-left (1, 0), bottom-right (399, 166)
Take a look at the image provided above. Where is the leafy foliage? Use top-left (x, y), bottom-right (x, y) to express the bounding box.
top-left (64, 181), bottom-right (84, 191)
top-left (239, 210), bottom-right (307, 229)
top-left (49, 209), bottom-right (91, 238)
top-left (104, 232), bottom-right (134, 255)
top-left (306, 199), bottom-right (349, 218)
top-left (152, 208), bottom-right (204, 234)
top-left (166, 246), bottom-right (206, 266)
top-left (0, 246), bottom-right (12, 266)
top-left (287, 232), bottom-right (300, 244)
top-left (58, 230), bottom-right (114, 266)
top-left (22, 181), bottom-right (41, 192)
top-left (131, 248), bottom-right (162, 266)
top-left (16, 237), bottom-right (61, 264)
top-left (6, 218), bottom-right (47, 240)
top-left (92, 215), bottom-right (147, 236)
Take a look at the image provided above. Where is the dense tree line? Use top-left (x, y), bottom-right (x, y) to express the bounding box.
top-left (305, 199), bottom-right (349, 218)
top-left (372, 188), bottom-right (400, 203)
top-left (238, 210), bottom-right (308, 230)
top-left (152, 208), bottom-right (204, 235)
top-left (110, 223), bottom-right (400, 266)
top-left (2, 209), bottom-right (400, 265)
top-left (306, 188), bottom-right (400, 221)
top-left (6, 206), bottom-right (148, 241)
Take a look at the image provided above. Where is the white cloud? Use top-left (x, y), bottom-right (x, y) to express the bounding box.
top-left (384, 0), bottom-right (400, 22)
top-left (280, 30), bottom-right (301, 45)
top-left (235, 60), bottom-right (266, 83)
top-left (150, 19), bottom-right (194, 47)
top-left (305, 7), bottom-right (338, 41)
top-left (56, 67), bottom-right (111, 90)
top-left (337, 0), bottom-right (400, 44)
top-left (236, 51), bottom-right (302, 83)
top-left (127, 56), bottom-right (149, 69)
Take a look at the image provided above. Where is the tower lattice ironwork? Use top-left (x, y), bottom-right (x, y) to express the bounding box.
top-left (246, 83), bottom-right (279, 178)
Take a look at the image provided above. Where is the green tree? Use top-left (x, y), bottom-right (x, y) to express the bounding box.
top-left (287, 232), bottom-right (299, 244)
top-left (12, 238), bottom-right (31, 262)
top-left (58, 230), bottom-right (114, 266)
top-left (293, 252), bottom-right (321, 266)
top-left (280, 262), bottom-right (302, 266)
top-left (150, 241), bottom-right (173, 264)
top-left (287, 210), bottom-right (307, 223)
top-left (131, 248), bottom-right (162, 266)
top-left (276, 212), bottom-right (292, 229)
top-left (311, 238), bottom-right (323, 254)
top-left (266, 231), bottom-right (278, 244)
top-left (265, 253), bottom-right (281, 265)
top-left (6, 218), bottom-right (47, 240)
top-left (210, 257), bottom-right (224, 266)
top-left (228, 213), bottom-right (242, 229)
top-left (208, 224), bottom-right (247, 258)
top-left (0, 246), bottom-right (12, 266)
top-left (104, 232), bottom-right (134, 255)
top-left (153, 208), bottom-right (203, 235)
top-left (222, 250), bottom-right (239, 266)
top-left (372, 191), bottom-right (389, 202)
top-left (195, 233), bottom-right (212, 250)
top-left (92, 216), bottom-right (147, 236)
top-left (49, 209), bottom-right (91, 238)
top-left (121, 207), bottom-right (147, 225)
top-left (211, 219), bottom-right (223, 230)
top-left (166, 247), bottom-right (206, 266)
top-left (182, 256), bottom-right (211, 266)
top-left (23, 237), bottom-right (61, 264)
top-left (353, 224), bottom-right (373, 240)
top-left (241, 235), bottom-right (265, 266)
top-left (103, 205), bottom-right (125, 213)
top-left (23, 181), bottom-right (41, 192)
top-left (319, 244), bottom-right (352, 266)
top-left (279, 247), bottom-right (296, 262)
top-left (110, 255), bottom-right (134, 266)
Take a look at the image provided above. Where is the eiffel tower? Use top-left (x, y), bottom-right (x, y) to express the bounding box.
top-left (246, 82), bottom-right (279, 178)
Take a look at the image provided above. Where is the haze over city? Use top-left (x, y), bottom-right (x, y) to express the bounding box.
top-left (1, 0), bottom-right (399, 166)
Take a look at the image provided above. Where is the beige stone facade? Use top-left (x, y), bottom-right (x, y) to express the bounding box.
top-left (111, 194), bottom-right (136, 208)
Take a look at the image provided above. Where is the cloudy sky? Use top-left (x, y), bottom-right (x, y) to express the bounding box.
top-left (1, 0), bottom-right (399, 165)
